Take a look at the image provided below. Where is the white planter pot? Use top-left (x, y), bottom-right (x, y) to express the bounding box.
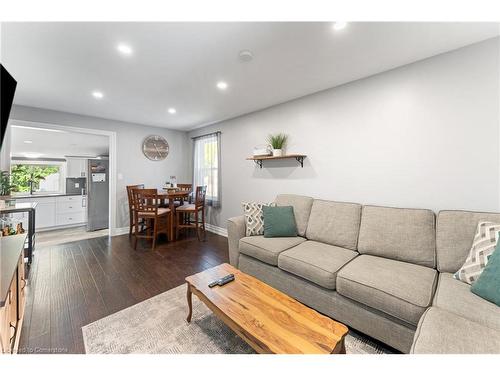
top-left (272, 149), bottom-right (283, 157)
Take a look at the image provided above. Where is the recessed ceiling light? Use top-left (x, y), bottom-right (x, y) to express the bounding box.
top-left (168, 108), bottom-right (177, 114)
top-left (23, 152), bottom-right (43, 159)
top-left (216, 81), bottom-right (228, 90)
top-left (239, 50), bottom-right (253, 62)
top-left (23, 140), bottom-right (33, 144)
top-left (117, 43), bottom-right (133, 55)
top-left (92, 91), bottom-right (104, 99)
top-left (332, 22), bottom-right (348, 31)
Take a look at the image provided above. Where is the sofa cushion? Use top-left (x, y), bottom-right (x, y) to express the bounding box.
top-left (242, 201), bottom-right (275, 236)
top-left (411, 307), bottom-right (500, 354)
top-left (434, 273), bottom-right (500, 331)
top-left (436, 210), bottom-right (500, 273)
top-left (263, 206), bottom-right (297, 238)
top-left (471, 243), bottom-right (500, 307)
top-left (357, 205), bottom-right (436, 268)
top-left (454, 221), bottom-right (500, 284)
top-left (337, 255), bottom-right (437, 325)
top-left (274, 194), bottom-right (314, 237)
top-left (305, 200), bottom-right (362, 250)
top-left (239, 236), bottom-right (306, 266)
top-left (278, 241), bottom-right (358, 289)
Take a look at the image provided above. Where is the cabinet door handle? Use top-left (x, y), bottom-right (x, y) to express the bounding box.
top-left (21, 278), bottom-right (26, 290)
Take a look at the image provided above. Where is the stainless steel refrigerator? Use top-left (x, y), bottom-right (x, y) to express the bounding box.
top-left (87, 159), bottom-right (109, 231)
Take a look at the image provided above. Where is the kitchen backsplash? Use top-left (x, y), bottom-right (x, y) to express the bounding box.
top-left (66, 177), bottom-right (87, 195)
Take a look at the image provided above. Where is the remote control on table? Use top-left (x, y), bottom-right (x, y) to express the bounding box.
top-left (208, 274), bottom-right (235, 288)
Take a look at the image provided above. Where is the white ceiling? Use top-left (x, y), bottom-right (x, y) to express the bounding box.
top-left (10, 126), bottom-right (109, 159)
top-left (2, 22), bottom-right (498, 131)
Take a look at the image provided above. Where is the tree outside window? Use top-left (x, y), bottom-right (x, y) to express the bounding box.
top-left (11, 163), bottom-right (62, 193)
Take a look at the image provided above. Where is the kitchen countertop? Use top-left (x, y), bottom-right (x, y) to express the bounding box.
top-left (12, 193), bottom-right (86, 199)
top-left (0, 201), bottom-right (38, 214)
top-left (0, 233), bottom-right (27, 307)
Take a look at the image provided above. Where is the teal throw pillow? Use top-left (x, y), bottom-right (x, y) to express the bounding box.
top-left (471, 242), bottom-right (500, 307)
top-left (263, 206), bottom-right (297, 238)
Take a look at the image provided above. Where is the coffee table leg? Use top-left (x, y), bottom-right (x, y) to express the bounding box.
top-left (331, 337), bottom-right (346, 354)
top-left (186, 284), bottom-right (193, 323)
top-left (338, 338), bottom-right (346, 354)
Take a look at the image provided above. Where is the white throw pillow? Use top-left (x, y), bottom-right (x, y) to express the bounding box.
top-left (454, 221), bottom-right (500, 284)
top-left (242, 202), bottom-right (275, 236)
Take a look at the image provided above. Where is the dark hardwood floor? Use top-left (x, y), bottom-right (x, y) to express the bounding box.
top-left (18, 231), bottom-right (229, 354)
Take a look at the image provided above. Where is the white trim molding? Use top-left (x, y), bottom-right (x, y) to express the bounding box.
top-left (112, 224), bottom-right (227, 238)
top-left (8, 119), bottom-right (118, 234)
top-left (205, 223), bottom-right (228, 237)
top-left (111, 226), bottom-right (130, 236)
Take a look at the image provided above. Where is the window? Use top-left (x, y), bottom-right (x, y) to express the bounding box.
top-left (11, 161), bottom-right (64, 194)
top-left (192, 132), bottom-right (221, 207)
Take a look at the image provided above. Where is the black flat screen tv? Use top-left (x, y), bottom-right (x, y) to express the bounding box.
top-left (1, 64), bottom-right (17, 149)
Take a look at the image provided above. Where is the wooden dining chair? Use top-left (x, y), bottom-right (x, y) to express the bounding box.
top-left (176, 183), bottom-right (193, 204)
top-left (175, 183), bottom-right (193, 223)
top-left (175, 186), bottom-right (207, 241)
top-left (126, 184), bottom-right (144, 236)
top-left (132, 188), bottom-right (171, 250)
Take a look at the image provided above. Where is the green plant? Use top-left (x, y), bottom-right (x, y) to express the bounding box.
top-left (0, 171), bottom-right (15, 196)
top-left (10, 164), bottom-right (56, 193)
top-left (267, 133), bottom-right (288, 150)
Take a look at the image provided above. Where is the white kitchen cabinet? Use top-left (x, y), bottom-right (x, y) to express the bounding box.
top-left (55, 195), bottom-right (87, 226)
top-left (66, 158), bottom-right (87, 178)
top-left (35, 200), bottom-right (57, 228)
top-left (13, 195), bottom-right (87, 230)
top-left (15, 197), bottom-right (56, 229)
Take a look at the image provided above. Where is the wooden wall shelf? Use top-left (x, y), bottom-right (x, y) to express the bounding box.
top-left (246, 154), bottom-right (307, 168)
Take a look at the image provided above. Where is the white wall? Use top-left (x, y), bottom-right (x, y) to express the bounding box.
top-left (9, 105), bottom-right (191, 228)
top-left (189, 38), bottom-right (500, 228)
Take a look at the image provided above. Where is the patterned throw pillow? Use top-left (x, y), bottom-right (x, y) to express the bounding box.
top-left (242, 202), bottom-right (275, 236)
top-left (454, 221), bottom-right (500, 284)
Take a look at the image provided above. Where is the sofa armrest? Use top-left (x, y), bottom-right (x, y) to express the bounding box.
top-left (227, 215), bottom-right (246, 268)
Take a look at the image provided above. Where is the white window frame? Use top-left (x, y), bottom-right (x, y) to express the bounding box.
top-left (192, 132), bottom-right (221, 207)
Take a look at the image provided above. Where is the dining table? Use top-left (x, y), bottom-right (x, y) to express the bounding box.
top-left (157, 189), bottom-right (191, 242)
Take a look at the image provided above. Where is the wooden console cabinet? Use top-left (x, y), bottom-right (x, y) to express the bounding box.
top-left (0, 234), bottom-right (27, 354)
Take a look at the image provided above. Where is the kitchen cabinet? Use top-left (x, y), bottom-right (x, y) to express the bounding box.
top-left (66, 158), bottom-right (87, 178)
top-left (34, 199), bottom-right (57, 229)
top-left (55, 195), bottom-right (87, 226)
top-left (15, 197), bottom-right (56, 229)
top-left (0, 234), bottom-right (26, 354)
top-left (14, 195), bottom-right (87, 230)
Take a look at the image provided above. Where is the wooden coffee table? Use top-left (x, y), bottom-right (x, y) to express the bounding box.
top-left (185, 263), bottom-right (348, 354)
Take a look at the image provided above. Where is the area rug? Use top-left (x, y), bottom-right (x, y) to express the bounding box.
top-left (82, 284), bottom-right (393, 354)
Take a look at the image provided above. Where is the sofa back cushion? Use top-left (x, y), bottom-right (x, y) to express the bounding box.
top-left (305, 199), bottom-right (362, 250)
top-left (436, 210), bottom-right (500, 273)
top-left (357, 205), bottom-right (436, 268)
top-left (274, 194), bottom-right (314, 237)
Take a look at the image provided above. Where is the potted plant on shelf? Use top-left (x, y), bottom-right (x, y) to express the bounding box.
top-left (0, 171), bottom-right (15, 199)
top-left (267, 133), bottom-right (288, 157)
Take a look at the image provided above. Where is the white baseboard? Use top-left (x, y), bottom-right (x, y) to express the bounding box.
top-left (205, 223), bottom-right (228, 237)
top-left (112, 226), bottom-right (129, 236)
top-left (111, 224), bottom-right (227, 237)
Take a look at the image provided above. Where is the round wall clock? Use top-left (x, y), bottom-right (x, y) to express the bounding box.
top-left (142, 135), bottom-right (170, 161)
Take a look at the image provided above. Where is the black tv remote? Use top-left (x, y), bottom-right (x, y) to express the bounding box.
top-left (208, 274), bottom-right (235, 288)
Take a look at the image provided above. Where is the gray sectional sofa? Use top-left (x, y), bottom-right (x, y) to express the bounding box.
top-left (227, 194), bottom-right (500, 353)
